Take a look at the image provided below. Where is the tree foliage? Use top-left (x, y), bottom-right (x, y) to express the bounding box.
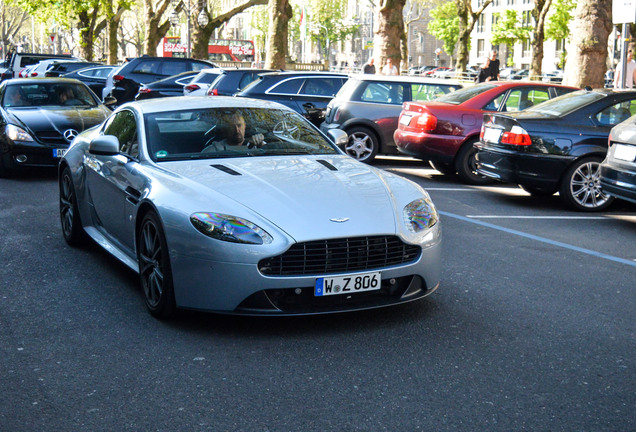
top-left (545, 0), bottom-right (575, 41)
top-left (306, 0), bottom-right (358, 64)
top-left (454, 0), bottom-right (492, 73)
top-left (490, 9), bottom-right (530, 66)
top-left (427, 1), bottom-right (459, 59)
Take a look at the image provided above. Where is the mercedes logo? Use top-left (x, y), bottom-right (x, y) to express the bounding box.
top-left (63, 129), bottom-right (79, 143)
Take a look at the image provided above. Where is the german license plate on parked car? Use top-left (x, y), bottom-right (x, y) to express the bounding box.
top-left (315, 271), bottom-right (381, 297)
top-left (614, 144), bottom-right (636, 162)
top-left (399, 114), bottom-right (412, 126)
top-left (483, 127), bottom-right (502, 143)
top-left (53, 149), bottom-right (67, 158)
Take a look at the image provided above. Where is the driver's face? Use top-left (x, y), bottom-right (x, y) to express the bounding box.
top-left (227, 115), bottom-right (246, 145)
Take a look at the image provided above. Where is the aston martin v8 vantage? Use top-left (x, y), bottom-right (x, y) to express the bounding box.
top-left (59, 96), bottom-right (441, 318)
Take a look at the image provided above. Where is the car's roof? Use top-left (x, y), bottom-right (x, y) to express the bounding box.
top-left (126, 95), bottom-right (295, 114)
top-left (348, 74), bottom-right (461, 85)
top-left (259, 71), bottom-right (348, 78)
top-left (3, 77), bottom-right (86, 85)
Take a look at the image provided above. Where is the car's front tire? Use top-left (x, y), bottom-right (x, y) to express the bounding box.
top-left (59, 166), bottom-right (87, 246)
top-left (137, 211), bottom-right (177, 319)
top-left (345, 126), bottom-right (379, 163)
top-left (559, 156), bottom-right (614, 211)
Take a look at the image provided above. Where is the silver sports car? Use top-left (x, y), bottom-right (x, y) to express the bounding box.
top-left (59, 96), bottom-right (441, 318)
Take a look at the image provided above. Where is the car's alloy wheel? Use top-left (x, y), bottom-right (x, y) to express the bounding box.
top-left (345, 126), bottom-right (378, 163)
top-left (455, 141), bottom-right (492, 185)
top-left (138, 211), bottom-right (176, 318)
top-left (59, 166), bottom-right (86, 246)
top-left (559, 156), bottom-right (614, 211)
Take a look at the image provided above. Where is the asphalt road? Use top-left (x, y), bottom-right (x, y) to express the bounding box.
top-left (1, 161), bottom-right (635, 432)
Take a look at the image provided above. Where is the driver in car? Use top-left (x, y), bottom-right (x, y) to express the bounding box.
top-left (203, 111), bottom-right (265, 152)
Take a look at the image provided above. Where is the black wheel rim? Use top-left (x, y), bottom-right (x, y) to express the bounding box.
top-left (139, 219), bottom-right (164, 308)
top-left (59, 172), bottom-right (74, 238)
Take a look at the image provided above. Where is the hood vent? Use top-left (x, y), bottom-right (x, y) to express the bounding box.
top-left (210, 164), bottom-right (241, 176)
top-left (316, 159), bottom-right (338, 171)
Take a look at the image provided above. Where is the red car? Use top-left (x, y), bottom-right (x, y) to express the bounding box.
top-left (393, 81), bottom-right (578, 184)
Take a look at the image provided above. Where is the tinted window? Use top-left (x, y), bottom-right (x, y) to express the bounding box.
top-left (269, 78), bottom-right (303, 95)
top-left (238, 72), bottom-right (261, 89)
top-left (410, 83), bottom-right (460, 102)
top-left (192, 71), bottom-right (220, 84)
top-left (595, 100), bottom-right (636, 126)
top-left (132, 60), bottom-right (163, 75)
top-left (436, 83), bottom-right (498, 104)
top-left (192, 61), bottom-right (212, 72)
top-left (160, 61), bottom-right (187, 76)
top-left (104, 110), bottom-right (139, 157)
top-left (300, 78), bottom-right (341, 96)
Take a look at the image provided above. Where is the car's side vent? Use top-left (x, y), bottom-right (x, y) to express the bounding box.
top-left (316, 159), bottom-right (338, 171)
top-left (210, 164), bottom-right (241, 176)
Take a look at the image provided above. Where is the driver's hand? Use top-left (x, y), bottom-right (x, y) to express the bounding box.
top-left (247, 133), bottom-right (265, 149)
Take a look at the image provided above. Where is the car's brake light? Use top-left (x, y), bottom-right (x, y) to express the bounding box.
top-left (31, 72), bottom-right (38, 77)
top-left (500, 125), bottom-right (531, 146)
top-left (211, 88), bottom-right (218, 95)
top-left (185, 84), bottom-right (200, 92)
top-left (416, 112), bottom-right (437, 131)
top-left (113, 74), bottom-right (124, 83)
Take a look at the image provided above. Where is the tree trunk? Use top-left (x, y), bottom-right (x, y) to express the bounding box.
top-left (530, 0), bottom-right (552, 80)
top-left (78, 9), bottom-right (98, 61)
top-left (144, 0), bottom-right (172, 56)
top-left (373, 0), bottom-right (406, 74)
top-left (265, 0), bottom-right (292, 69)
top-left (562, 0), bottom-right (611, 88)
top-left (454, 0), bottom-right (492, 73)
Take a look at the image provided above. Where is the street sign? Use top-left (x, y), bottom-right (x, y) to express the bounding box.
top-left (50, 34), bottom-right (55, 43)
top-left (364, 40), bottom-right (373, 50)
top-left (613, 0), bottom-right (636, 24)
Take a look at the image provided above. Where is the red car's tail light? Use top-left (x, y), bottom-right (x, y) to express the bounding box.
top-left (113, 74), bottom-right (124, 83)
top-left (208, 88), bottom-right (218, 96)
top-left (31, 72), bottom-right (38, 77)
top-left (416, 112), bottom-right (437, 131)
top-left (501, 126), bottom-right (531, 146)
top-left (185, 84), bottom-right (200, 92)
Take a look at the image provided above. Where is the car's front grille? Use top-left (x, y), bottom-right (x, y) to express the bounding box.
top-left (259, 235), bottom-right (421, 276)
top-left (35, 131), bottom-right (67, 145)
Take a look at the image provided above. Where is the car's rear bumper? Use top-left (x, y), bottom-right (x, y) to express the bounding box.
top-left (394, 130), bottom-right (464, 164)
top-left (475, 146), bottom-right (571, 188)
top-left (600, 163), bottom-right (636, 204)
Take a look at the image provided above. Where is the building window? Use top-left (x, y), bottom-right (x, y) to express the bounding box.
top-left (493, 0), bottom-right (500, 5)
top-left (477, 15), bottom-right (485, 33)
top-left (522, 40), bottom-right (531, 57)
top-left (477, 39), bottom-right (485, 58)
top-left (507, 0), bottom-right (515, 5)
top-left (522, 10), bottom-right (532, 27)
top-left (492, 13), bottom-right (500, 27)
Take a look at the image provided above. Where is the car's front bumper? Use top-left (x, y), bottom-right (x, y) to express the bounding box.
top-left (1, 140), bottom-right (68, 169)
top-left (600, 163), bottom-right (636, 204)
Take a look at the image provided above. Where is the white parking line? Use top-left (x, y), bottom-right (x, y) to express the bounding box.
top-left (467, 215), bottom-right (608, 220)
top-left (439, 211), bottom-right (636, 267)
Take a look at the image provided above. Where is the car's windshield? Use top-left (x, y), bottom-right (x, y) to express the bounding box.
top-left (144, 107), bottom-right (339, 161)
top-left (524, 90), bottom-right (606, 116)
top-left (434, 83), bottom-right (498, 104)
top-left (2, 82), bottom-right (97, 108)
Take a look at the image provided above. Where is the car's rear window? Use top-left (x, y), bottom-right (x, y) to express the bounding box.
top-left (525, 90), bottom-right (606, 116)
top-left (435, 83), bottom-right (498, 104)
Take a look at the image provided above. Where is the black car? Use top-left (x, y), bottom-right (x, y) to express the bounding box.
top-left (135, 70), bottom-right (198, 100)
top-left (206, 68), bottom-right (275, 96)
top-left (476, 88), bottom-right (636, 211)
top-left (104, 56), bottom-right (215, 105)
top-left (62, 65), bottom-right (117, 97)
top-left (45, 61), bottom-right (103, 77)
top-left (0, 78), bottom-right (113, 176)
top-left (600, 115), bottom-right (636, 204)
top-left (235, 71), bottom-right (348, 126)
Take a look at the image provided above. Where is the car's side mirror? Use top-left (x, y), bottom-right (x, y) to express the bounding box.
top-left (327, 128), bottom-right (348, 146)
top-left (89, 135), bottom-right (120, 156)
top-left (103, 95), bottom-right (117, 108)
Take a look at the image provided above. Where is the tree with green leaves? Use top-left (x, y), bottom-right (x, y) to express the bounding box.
top-left (249, 5), bottom-right (268, 62)
top-left (490, 9), bottom-right (530, 67)
top-left (427, 1), bottom-right (459, 65)
top-left (545, 0), bottom-right (575, 69)
top-left (307, 0), bottom-right (358, 67)
top-left (454, 0), bottom-right (493, 73)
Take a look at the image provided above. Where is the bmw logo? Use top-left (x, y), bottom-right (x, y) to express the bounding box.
top-left (63, 129), bottom-right (79, 142)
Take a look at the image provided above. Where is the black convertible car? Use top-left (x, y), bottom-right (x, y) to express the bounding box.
top-left (476, 88), bottom-right (636, 211)
top-left (0, 78), bottom-right (113, 176)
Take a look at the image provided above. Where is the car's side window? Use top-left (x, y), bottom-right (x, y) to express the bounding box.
top-left (483, 92), bottom-right (506, 111)
top-left (504, 88), bottom-right (550, 112)
top-left (300, 78), bottom-right (339, 97)
top-left (360, 82), bottom-right (403, 104)
top-left (103, 110), bottom-right (139, 158)
top-left (411, 84), bottom-right (457, 102)
top-left (132, 60), bottom-right (161, 75)
top-left (595, 100), bottom-right (636, 127)
top-left (160, 61), bottom-right (187, 77)
top-left (269, 78), bottom-right (303, 95)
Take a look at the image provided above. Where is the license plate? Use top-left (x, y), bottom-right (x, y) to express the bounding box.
top-left (614, 143), bottom-right (636, 162)
top-left (399, 114), bottom-right (412, 126)
top-left (483, 127), bottom-right (502, 143)
top-left (315, 271), bottom-right (381, 297)
top-left (53, 148), bottom-right (67, 158)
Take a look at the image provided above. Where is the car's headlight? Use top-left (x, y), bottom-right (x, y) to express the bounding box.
top-left (190, 212), bottom-right (273, 245)
top-left (6, 124), bottom-right (34, 142)
top-left (403, 197), bottom-right (438, 232)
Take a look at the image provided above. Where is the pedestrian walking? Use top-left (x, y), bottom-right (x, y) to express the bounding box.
top-left (363, 58), bottom-right (376, 74)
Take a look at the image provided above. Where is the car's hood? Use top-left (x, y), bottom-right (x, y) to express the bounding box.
top-left (6, 106), bottom-right (109, 140)
top-left (161, 155), bottom-right (408, 241)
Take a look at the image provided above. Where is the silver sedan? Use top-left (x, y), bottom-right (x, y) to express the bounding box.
top-left (59, 96), bottom-right (441, 318)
